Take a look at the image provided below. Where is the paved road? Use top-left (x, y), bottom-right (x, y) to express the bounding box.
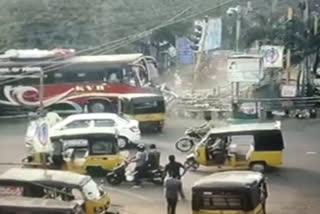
top-left (0, 117), bottom-right (320, 214)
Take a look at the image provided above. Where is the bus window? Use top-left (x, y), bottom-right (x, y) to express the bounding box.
top-left (53, 72), bottom-right (64, 83)
top-left (132, 99), bottom-right (165, 114)
top-left (103, 68), bottom-right (123, 83)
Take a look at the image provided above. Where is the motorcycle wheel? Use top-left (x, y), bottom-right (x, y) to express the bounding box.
top-left (175, 137), bottom-right (194, 152)
top-left (106, 173), bottom-right (122, 186)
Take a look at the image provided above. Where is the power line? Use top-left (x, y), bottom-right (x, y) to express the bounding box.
top-left (42, 0), bottom-right (234, 73)
top-left (0, 0), bottom-right (234, 85)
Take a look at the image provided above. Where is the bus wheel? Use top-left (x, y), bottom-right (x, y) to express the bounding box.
top-left (250, 162), bottom-right (266, 172)
top-left (88, 101), bottom-right (106, 113)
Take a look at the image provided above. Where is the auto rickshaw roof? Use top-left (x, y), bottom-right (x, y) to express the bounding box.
top-left (208, 121), bottom-right (281, 135)
top-left (50, 127), bottom-right (118, 138)
top-left (192, 171), bottom-right (264, 190)
top-left (0, 196), bottom-right (82, 210)
top-left (0, 168), bottom-right (91, 187)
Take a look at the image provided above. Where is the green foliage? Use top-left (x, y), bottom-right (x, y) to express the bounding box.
top-left (0, 0), bottom-right (225, 52)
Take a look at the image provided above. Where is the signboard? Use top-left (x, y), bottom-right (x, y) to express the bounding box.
top-left (176, 37), bottom-right (194, 65)
top-left (260, 46), bottom-right (284, 68)
top-left (239, 102), bottom-right (258, 115)
top-left (227, 56), bottom-right (262, 83)
top-left (204, 18), bottom-right (222, 51)
top-left (0, 186), bottom-right (24, 196)
top-left (26, 118), bottom-right (53, 153)
top-left (281, 85), bottom-right (297, 97)
top-left (38, 122), bottom-right (49, 145)
top-left (0, 67), bottom-right (42, 74)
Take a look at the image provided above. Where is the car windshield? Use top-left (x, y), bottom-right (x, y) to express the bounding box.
top-left (82, 179), bottom-right (101, 200)
top-left (65, 120), bottom-right (91, 129)
top-left (94, 119), bottom-right (115, 127)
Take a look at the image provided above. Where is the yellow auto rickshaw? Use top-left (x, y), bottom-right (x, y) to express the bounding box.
top-left (192, 171), bottom-right (268, 214)
top-left (184, 121), bottom-right (284, 172)
top-left (25, 127), bottom-right (126, 176)
top-left (0, 196), bottom-right (85, 214)
top-left (0, 168), bottom-right (111, 214)
top-left (118, 93), bottom-right (165, 132)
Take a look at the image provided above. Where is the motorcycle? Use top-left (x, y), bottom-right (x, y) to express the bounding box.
top-left (106, 160), bottom-right (164, 186)
top-left (175, 125), bottom-right (209, 153)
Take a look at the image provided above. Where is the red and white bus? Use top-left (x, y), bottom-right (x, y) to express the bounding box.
top-left (0, 50), bottom-right (159, 115)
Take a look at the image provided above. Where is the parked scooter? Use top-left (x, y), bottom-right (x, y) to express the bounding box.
top-left (175, 124), bottom-right (210, 153)
top-left (106, 160), bottom-right (164, 186)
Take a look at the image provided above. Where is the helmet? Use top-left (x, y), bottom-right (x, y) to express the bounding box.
top-left (137, 144), bottom-right (145, 151)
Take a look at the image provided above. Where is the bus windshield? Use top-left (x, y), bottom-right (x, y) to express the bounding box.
top-left (132, 98), bottom-right (165, 114)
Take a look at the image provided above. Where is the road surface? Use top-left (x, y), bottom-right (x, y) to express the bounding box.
top-left (0, 117), bottom-right (320, 214)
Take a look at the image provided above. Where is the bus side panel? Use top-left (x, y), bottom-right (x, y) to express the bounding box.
top-left (128, 113), bottom-right (165, 122)
top-left (251, 151), bottom-right (283, 167)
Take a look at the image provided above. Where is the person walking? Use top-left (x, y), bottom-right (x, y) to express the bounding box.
top-left (164, 155), bottom-right (185, 179)
top-left (164, 175), bottom-right (185, 214)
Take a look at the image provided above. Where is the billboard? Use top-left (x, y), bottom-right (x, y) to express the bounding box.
top-left (204, 18), bottom-right (222, 51)
top-left (227, 55), bottom-right (262, 83)
top-left (176, 37), bottom-right (194, 65)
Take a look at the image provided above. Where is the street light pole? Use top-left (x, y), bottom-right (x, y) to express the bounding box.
top-left (235, 8), bottom-right (241, 101)
top-left (235, 14), bottom-right (241, 52)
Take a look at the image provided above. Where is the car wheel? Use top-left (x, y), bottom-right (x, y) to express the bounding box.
top-left (118, 137), bottom-right (128, 149)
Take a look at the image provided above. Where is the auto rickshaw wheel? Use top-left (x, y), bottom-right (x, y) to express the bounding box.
top-left (250, 162), bottom-right (266, 172)
top-left (106, 173), bottom-right (122, 185)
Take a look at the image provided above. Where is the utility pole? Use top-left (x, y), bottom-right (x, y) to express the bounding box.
top-left (192, 17), bottom-right (209, 91)
top-left (286, 8), bottom-right (293, 84)
top-left (235, 12), bottom-right (241, 100)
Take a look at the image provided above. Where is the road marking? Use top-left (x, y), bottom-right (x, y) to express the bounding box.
top-left (105, 186), bottom-right (153, 202)
top-left (306, 152), bottom-right (318, 155)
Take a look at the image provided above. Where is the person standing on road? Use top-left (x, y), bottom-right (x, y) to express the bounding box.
top-left (164, 155), bottom-right (185, 179)
top-left (164, 174), bottom-right (185, 214)
top-left (148, 144), bottom-right (161, 170)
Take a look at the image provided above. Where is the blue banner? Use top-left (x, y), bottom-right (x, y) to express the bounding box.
top-left (176, 37), bottom-right (194, 65)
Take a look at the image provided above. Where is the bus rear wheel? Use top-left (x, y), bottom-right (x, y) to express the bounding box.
top-left (88, 101), bottom-right (106, 113)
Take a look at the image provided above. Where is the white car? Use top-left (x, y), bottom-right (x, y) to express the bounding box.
top-left (51, 113), bottom-right (141, 148)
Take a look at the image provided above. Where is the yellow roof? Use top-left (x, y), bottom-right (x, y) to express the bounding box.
top-left (0, 168), bottom-right (90, 186)
top-left (0, 196), bottom-right (82, 210)
top-left (208, 121), bottom-right (281, 135)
